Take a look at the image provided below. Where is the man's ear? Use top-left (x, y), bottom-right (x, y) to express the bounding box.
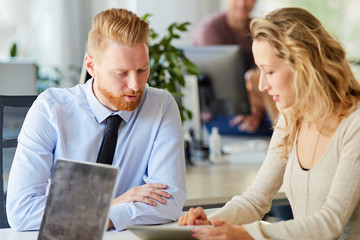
top-left (85, 54), bottom-right (96, 78)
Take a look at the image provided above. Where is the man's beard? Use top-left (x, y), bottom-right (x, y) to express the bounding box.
top-left (98, 86), bottom-right (144, 111)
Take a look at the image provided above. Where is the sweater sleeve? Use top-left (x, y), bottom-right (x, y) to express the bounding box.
top-left (208, 116), bottom-right (287, 224)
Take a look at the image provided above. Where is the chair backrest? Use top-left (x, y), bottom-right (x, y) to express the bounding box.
top-left (0, 95), bottom-right (37, 228)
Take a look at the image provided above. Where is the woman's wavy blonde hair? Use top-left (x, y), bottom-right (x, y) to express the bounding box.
top-left (250, 7), bottom-right (360, 159)
top-left (88, 8), bottom-right (150, 60)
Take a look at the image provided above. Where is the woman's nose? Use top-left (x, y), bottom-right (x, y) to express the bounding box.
top-left (258, 72), bottom-right (270, 92)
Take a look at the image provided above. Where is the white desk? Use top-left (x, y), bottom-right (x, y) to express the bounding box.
top-left (185, 161), bottom-right (286, 208)
top-left (185, 136), bottom-right (286, 208)
top-left (0, 210), bottom-right (218, 240)
top-left (185, 161), bottom-right (260, 207)
top-left (0, 228), bottom-right (140, 240)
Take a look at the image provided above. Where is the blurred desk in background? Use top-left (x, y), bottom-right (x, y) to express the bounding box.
top-left (184, 136), bottom-right (287, 210)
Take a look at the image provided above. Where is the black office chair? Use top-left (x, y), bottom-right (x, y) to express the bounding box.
top-left (0, 95), bottom-right (37, 228)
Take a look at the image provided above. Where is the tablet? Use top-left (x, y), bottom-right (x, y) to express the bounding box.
top-left (128, 225), bottom-right (212, 240)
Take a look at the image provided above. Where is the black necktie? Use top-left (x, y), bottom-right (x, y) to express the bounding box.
top-left (96, 115), bottom-right (122, 165)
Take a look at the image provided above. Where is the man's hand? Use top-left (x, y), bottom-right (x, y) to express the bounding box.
top-left (228, 69), bottom-right (266, 133)
top-left (192, 218), bottom-right (254, 240)
top-left (229, 113), bottom-right (262, 133)
top-left (112, 183), bottom-right (171, 207)
top-left (201, 112), bottom-right (215, 123)
top-left (178, 207), bottom-right (211, 226)
top-left (229, 102), bottom-right (264, 133)
top-left (107, 183), bottom-right (171, 230)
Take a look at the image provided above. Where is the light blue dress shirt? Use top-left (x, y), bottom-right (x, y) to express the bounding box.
top-left (6, 79), bottom-right (186, 231)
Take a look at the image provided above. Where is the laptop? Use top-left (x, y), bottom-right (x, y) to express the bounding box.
top-left (38, 158), bottom-right (119, 240)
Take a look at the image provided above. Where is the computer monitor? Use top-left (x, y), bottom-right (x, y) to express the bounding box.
top-left (0, 61), bottom-right (38, 95)
top-left (181, 45), bottom-right (251, 116)
top-left (181, 74), bottom-right (202, 141)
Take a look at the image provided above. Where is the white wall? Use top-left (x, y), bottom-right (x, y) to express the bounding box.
top-left (2, 0), bottom-right (358, 90)
top-left (138, 0), bottom-right (221, 46)
top-left (111, 0), bottom-right (221, 46)
top-left (80, 0), bottom-right (221, 47)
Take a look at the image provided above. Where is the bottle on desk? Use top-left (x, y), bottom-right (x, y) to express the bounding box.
top-left (209, 127), bottom-right (222, 163)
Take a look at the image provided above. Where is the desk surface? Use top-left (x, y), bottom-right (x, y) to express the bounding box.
top-left (185, 136), bottom-right (285, 207)
top-left (0, 228), bottom-right (140, 240)
top-left (185, 159), bottom-right (286, 208)
top-left (0, 210), bottom-right (219, 240)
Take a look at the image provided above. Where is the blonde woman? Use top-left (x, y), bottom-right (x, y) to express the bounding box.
top-left (179, 7), bottom-right (360, 239)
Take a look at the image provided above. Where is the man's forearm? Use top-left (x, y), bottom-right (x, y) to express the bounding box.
top-left (108, 187), bottom-right (185, 231)
top-left (6, 194), bottom-right (47, 231)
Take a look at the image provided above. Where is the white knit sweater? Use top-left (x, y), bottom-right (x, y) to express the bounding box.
top-left (209, 108), bottom-right (360, 239)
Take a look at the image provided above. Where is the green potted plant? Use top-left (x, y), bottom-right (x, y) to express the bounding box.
top-left (143, 14), bottom-right (199, 122)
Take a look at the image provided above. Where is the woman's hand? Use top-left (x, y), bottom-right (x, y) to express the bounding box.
top-left (192, 218), bottom-right (253, 240)
top-left (178, 207), bottom-right (211, 226)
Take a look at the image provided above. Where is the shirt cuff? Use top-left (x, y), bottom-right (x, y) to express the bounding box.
top-left (108, 203), bottom-right (134, 231)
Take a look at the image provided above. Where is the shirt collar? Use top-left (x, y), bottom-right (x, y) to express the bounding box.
top-left (85, 78), bottom-right (144, 124)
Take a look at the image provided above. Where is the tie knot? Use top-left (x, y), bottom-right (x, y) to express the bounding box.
top-left (106, 115), bottom-right (122, 132)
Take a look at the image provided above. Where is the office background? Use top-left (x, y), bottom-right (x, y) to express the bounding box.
top-left (1, 0), bottom-right (359, 233)
top-left (0, 0), bottom-right (359, 90)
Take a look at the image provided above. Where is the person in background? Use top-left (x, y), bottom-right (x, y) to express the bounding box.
top-left (193, 0), bottom-right (277, 136)
top-left (7, 8), bottom-right (186, 231)
top-left (179, 7), bottom-right (360, 239)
